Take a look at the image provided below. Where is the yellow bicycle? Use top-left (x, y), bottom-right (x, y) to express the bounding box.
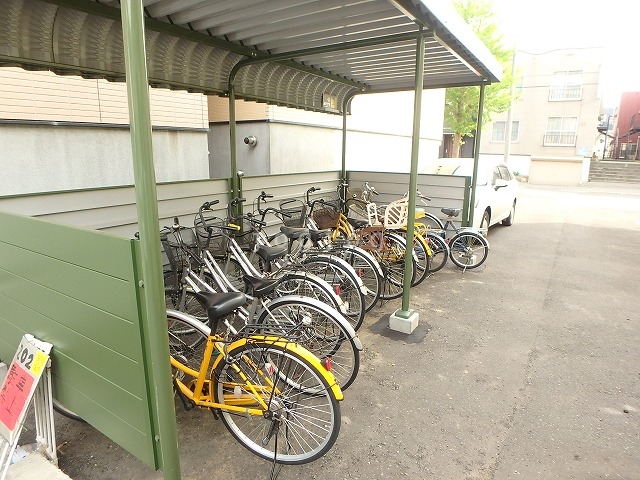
top-left (167, 296), bottom-right (342, 465)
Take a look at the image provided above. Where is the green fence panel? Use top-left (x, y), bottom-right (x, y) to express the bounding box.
top-left (0, 210), bottom-right (159, 468)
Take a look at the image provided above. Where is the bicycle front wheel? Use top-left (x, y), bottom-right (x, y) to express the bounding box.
top-left (449, 231), bottom-right (489, 269)
top-left (213, 340), bottom-right (341, 465)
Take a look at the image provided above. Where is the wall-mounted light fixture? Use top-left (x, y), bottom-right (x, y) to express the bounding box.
top-left (244, 135), bottom-right (258, 147)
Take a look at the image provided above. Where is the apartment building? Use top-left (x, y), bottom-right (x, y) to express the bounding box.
top-left (479, 47), bottom-right (603, 181)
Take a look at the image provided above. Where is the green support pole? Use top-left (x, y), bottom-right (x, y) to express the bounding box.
top-left (395, 33), bottom-right (425, 318)
top-left (229, 83), bottom-right (238, 203)
top-left (120, 1), bottom-right (181, 478)
top-left (341, 93), bottom-right (358, 182)
top-left (469, 84), bottom-right (486, 227)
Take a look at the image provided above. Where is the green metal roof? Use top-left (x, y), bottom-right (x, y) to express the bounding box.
top-left (0, 0), bottom-right (503, 113)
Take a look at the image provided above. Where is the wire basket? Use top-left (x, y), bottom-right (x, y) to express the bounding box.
top-left (228, 216), bottom-right (258, 251)
top-left (311, 197), bottom-right (340, 229)
top-left (160, 227), bottom-right (199, 287)
top-left (194, 216), bottom-right (230, 258)
top-left (278, 199), bottom-right (307, 227)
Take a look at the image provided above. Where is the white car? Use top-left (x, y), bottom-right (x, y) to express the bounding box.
top-left (422, 158), bottom-right (519, 232)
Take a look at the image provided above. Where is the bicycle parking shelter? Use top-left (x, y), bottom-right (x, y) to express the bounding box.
top-left (0, 1), bottom-right (501, 478)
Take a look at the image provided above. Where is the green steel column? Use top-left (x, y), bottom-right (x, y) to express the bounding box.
top-left (340, 93), bottom-right (357, 180)
top-left (469, 84), bottom-right (486, 227)
top-left (120, 1), bottom-right (181, 478)
top-left (399, 33), bottom-right (426, 313)
top-left (228, 83), bottom-right (238, 201)
top-left (341, 100), bottom-right (348, 180)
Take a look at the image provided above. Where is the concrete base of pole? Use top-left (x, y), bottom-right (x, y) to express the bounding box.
top-left (389, 309), bottom-right (419, 334)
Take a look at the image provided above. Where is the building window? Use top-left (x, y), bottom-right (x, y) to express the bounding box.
top-left (544, 117), bottom-right (578, 146)
top-left (492, 121), bottom-right (519, 142)
top-left (549, 70), bottom-right (583, 101)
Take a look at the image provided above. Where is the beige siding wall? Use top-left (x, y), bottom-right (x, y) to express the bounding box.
top-left (0, 67), bottom-right (208, 128)
top-left (207, 95), bottom-right (269, 122)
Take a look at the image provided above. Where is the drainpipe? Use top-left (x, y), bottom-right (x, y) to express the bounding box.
top-left (120, 1), bottom-right (181, 478)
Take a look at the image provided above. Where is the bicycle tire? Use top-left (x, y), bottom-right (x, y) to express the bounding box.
top-left (410, 232), bottom-right (431, 286)
top-left (425, 232), bottom-right (449, 272)
top-left (52, 398), bottom-right (85, 422)
top-left (329, 245), bottom-right (382, 314)
top-left (167, 309), bottom-right (210, 372)
top-left (255, 296), bottom-right (361, 390)
top-left (302, 255), bottom-right (366, 331)
top-left (213, 340), bottom-right (341, 465)
top-left (449, 231), bottom-right (489, 269)
top-left (369, 232), bottom-right (416, 300)
top-left (417, 212), bottom-right (444, 230)
top-left (273, 271), bottom-right (343, 314)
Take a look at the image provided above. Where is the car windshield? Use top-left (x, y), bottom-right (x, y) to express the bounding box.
top-left (452, 163), bottom-right (489, 186)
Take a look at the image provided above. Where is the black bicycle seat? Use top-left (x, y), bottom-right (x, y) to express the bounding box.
top-left (243, 275), bottom-right (279, 297)
top-left (280, 226), bottom-right (309, 239)
top-left (193, 291), bottom-right (247, 321)
top-left (347, 218), bottom-right (368, 229)
top-left (441, 208), bottom-right (461, 218)
top-left (308, 228), bottom-right (332, 244)
top-left (255, 243), bottom-right (287, 263)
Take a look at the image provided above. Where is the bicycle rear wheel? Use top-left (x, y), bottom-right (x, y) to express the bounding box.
top-left (425, 232), bottom-right (449, 273)
top-left (449, 231), bottom-right (489, 269)
top-left (302, 255), bottom-right (365, 331)
top-left (255, 296), bottom-right (360, 390)
top-left (329, 245), bottom-right (382, 314)
top-left (213, 340), bottom-right (341, 465)
top-left (369, 232), bottom-right (416, 300)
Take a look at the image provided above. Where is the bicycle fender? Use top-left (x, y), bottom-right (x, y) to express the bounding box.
top-left (336, 244), bottom-right (384, 277)
top-left (212, 336), bottom-right (344, 401)
top-left (303, 254), bottom-right (368, 294)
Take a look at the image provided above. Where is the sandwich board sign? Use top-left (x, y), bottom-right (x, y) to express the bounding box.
top-left (0, 334), bottom-right (53, 479)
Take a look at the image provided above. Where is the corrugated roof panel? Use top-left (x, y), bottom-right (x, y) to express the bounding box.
top-left (0, 0), bottom-right (503, 114)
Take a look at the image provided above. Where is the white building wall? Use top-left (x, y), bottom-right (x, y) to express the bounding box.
top-left (0, 68), bottom-right (210, 195)
top-left (480, 47), bottom-right (603, 166)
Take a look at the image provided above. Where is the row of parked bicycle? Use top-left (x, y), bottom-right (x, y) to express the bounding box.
top-left (161, 182), bottom-right (490, 467)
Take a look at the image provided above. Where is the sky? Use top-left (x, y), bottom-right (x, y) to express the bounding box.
top-left (489, 0), bottom-right (640, 109)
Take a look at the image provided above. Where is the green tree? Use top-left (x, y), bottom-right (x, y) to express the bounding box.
top-left (445, 0), bottom-right (515, 157)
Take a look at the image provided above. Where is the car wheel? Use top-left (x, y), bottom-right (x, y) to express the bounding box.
top-left (480, 210), bottom-right (490, 237)
top-left (502, 201), bottom-right (516, 226)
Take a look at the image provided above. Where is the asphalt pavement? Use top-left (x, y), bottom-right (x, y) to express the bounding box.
top-left (9, 182), bottom-right (640, 480)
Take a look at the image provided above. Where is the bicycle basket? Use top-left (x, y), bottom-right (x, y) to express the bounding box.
top-left (278, 199), bottom-right (307, 227)
top-left (194, 215), bottom-right (229, 257)
top-left (311, 197), bottom-right (340, 229)
top-left (229, 216), bottom-right (258, 251)
top-left (160, 227), bottom-right (199, 278)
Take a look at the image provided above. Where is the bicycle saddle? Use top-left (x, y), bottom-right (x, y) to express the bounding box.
top-left (347, 218), bottom-right (368, 230)
top-left (280, 226), bottom-right (309, 239)
top-left (243, 275), bottom-right (279, 297)
top-left (255, 243), bottom-right (287, 263)
top-left (193, 291), bottom-right (247, 321)
top-left (441, 208), bottom-right (461, 218)
top-left (308, 228), bottom-right (332, 244)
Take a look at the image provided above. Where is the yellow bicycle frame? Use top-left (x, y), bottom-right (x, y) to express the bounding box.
top-left (171, 335), bottom-right (343, 415)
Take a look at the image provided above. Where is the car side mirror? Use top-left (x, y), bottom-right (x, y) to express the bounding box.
top-left (494, 179), bottom-right (508, 190)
